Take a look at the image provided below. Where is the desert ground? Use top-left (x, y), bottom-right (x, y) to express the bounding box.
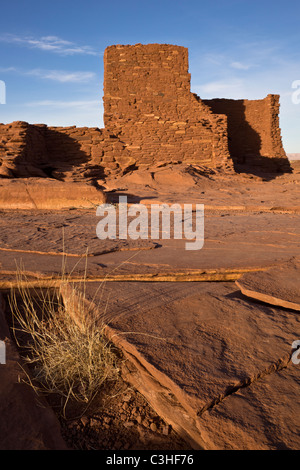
top-left (0, 160), bottom-right (299, 450)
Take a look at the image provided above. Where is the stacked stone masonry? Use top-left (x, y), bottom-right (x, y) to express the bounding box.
top-left (0, 43), bottom-right (289, 181)
top-left (203, 95), bottom-right (287, 167)
top-left (103, 44), bottom-right (231, 170)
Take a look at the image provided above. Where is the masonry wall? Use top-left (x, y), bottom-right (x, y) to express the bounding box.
top-left (103, 44), bottom-right (231, 169)
top-left (203, 95), bottom-right (287, 168)
top-left (0, 44), bottom-right (290, 181)
top-left (0, 122), bottom-right (26, 177)
top-left (44, 126), bottom-right (134, 179)
top-left (0, 121), bottom-right (48, 177)
top-left (0, 121), bottom-right (132, 180)
top-left (44, 126), bottom-right (105, 180)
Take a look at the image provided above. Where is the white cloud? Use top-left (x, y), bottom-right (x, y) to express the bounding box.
top-left (0, 33), bottom-right (99, 56)
top-left (11, 100), bottom-right (105, 128)
top-left (202, 53), bottom-right (225, 66)
top-left (25, 99), bottom-right (100, 109)
top-left (26, 69), bottom-right (96, 83)
top-left (197, 79), bottom-right (245, 98)
top-left (230, 61), bottom-right (252, 70)
top-left (0, 66), bottom-right (96, 83)
top-left (0, 66), bottom-right (18, 73)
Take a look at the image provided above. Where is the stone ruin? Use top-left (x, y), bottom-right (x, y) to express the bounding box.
top-left (0, 43), bottom-right (290, 182)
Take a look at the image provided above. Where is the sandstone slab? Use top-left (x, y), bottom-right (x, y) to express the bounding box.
top-left (63, 280), bottom-right (300, 449)
top-left (0, 209), bottom-right (158, 257)
top-left (0, 179), bottom-right (106, 209)
top-left (236, 260), bottom-right (300, 311)
top-left (0, 208), bottom-right (299, 291)
top-left (198, 364), bottom-right (300, 450)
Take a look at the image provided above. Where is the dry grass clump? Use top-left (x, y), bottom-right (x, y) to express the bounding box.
top-left (8, 271), bottom-right (120, 411)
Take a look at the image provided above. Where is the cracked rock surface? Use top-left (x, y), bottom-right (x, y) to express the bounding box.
top-left (0, 163), bottom-right (300, 450)
top-left (64, 280), bottom-right (300, 450)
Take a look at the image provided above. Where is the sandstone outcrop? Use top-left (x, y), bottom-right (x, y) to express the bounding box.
top-left (236, 260), bottom-right (300, 311)
top-left (0, 178), bottom-right (106, 209)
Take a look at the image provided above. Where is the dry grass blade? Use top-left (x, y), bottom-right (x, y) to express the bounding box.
top-left (8, 267), bottom-right (121, 413)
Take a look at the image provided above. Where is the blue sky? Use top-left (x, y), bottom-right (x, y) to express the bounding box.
top-left (0, 0), bottom-right (299, 152)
